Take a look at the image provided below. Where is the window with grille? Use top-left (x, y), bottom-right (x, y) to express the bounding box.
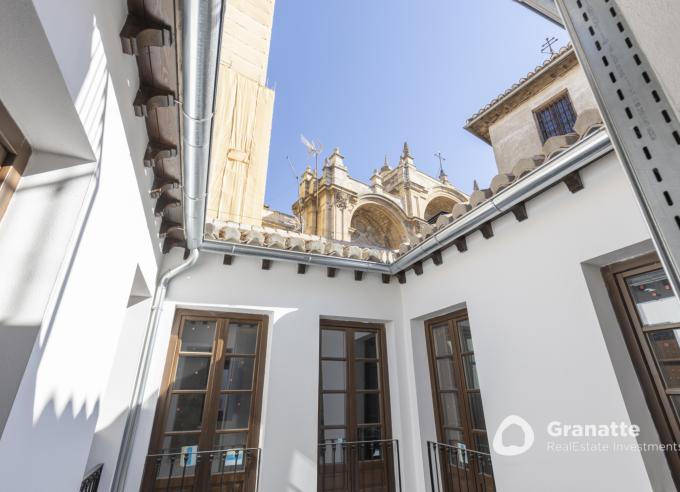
top-left (535, 94), bottom-right (577, 142)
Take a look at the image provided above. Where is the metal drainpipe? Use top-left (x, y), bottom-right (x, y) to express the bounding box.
top-left (110, 0), bottom-right (223, 490)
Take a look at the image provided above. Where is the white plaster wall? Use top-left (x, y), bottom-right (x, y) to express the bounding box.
top-left (125, 253), bottom-right (407, 492)
top-left (0, 0), bottom-right (160, 490)
top-left (398, 152), bottom-right (661, 491)
top-left (488, 65), bottom-right (599, 174)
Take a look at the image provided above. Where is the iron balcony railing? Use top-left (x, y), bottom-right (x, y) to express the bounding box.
top-left (143, 447), bottom-right (261, 491)
top-left (80, 463), bottom-right (103, 492)
top-left (318, 438), bottom-right (402, 491)
top-left (427, 441), bottom-right (495, 492)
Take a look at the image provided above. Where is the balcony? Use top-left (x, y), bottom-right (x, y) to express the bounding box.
top-left (141, 447), bottom-right (261, 491)
top-left (427, 441), bottom-right (495, 492)
top-left (318, 438), bottom-right (402, 491)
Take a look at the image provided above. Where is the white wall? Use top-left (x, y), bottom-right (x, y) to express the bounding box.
top-left (398, 152), bottom-right (662, 491)
top-left (125, 252), bottom-right (406, 492)
top-left (0, 0), bottom-right (160, 490)
top-left (124, 150), bottom-right (673, 492)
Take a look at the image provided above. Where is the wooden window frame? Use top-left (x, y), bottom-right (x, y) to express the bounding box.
top-left (424, 310), bottom-right (488, 452)
top-left (603, 254), bottom-right (680, 487)
top-left (533, 90), bottom-right (578, 143)
top-left (145, 309), bottom-right (269, 489)
top-left (0, 100), bottom-right (30, 221)
top-left (318, 319), bottom-right (393, 445)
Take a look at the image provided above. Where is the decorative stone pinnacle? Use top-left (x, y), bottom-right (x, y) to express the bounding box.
top-left (402, 142), bottom-right (412, 158)
top-left (473, 179), bottom-right (480, 191)
top-left (381, 155), bottom-right (391, 172)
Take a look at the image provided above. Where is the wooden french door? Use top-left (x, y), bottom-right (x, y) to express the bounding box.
top-left (318, 321), bottom-right (396, 491)
top-left (605, 255), bottom-right (680, 486)
top-left (143, 310), bottom-right (268, 491)
top-left (425, 311), bottom-right (493, 492)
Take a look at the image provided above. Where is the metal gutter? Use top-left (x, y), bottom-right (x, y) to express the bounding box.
top-left (182, 0), bottom-right (222, 250)
top-left (199, 129), bottom-right (611, 276)
top-left (390, 129), bottom-right (612, 273)
top-left (201, 239), bottom-right (393, 274)
top-left (111, 249), bottom-right (199, 492)
top-left (111, 1), bottom-right (223, 490)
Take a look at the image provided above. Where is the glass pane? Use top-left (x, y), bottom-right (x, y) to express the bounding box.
top-left (444, 429), bottom-right (464, 446)
top-left (221, 357), bottom-right (254, 390)
top-left (226, 322), bottom-right (258, 354)
top-left (166, 394), bottom-right (205, 431)
top-left (432, 324), bottom-right (452, 356)
top-left (357, 426), bottom-right (383, 460)
top-left (626, 269), bottom-right (680, 325)
top-left (458, 319), bottom-right (474, 353)
top-left (355, 361), bottom-right (379, 390)
top-left (321, 429), bottom-right (347, 464)
top-left (323, 428), bottom-right (347, 444)
top-left (671, 395), bottom-right (680, 423)
top-left (474, 434), bottom-right (490, 454)
top-left (468, 392), bottom-right (486, 430)
top-left (354, 331), bottom-right (378, 359)
top-left (440, 393), bottom-right (461, 427)
top-left (321, 393), bottom-right (346, 426)
top-left (174, 356), bottom-right (210, 390)
top-left (463, 355), bottom-right (479, 389)
top-left (216, 393), bottom-right (251, 430)
top-left (322, 360), bottom-right (346, 390)
top-left (211, 432), bottom-right (250, 474)
top-left (214, 431), bottom-right (248, 450)
top-left (648, 330), bottom-right (680, 388)
top-left (161, 434), bottom-right (200, 453)
top-left (181, 320), bottom-right (216, 352)
top-left (159, 434), bottom-right (200, 478)
top-left (436, 358), bottom-right (457, 390)
top-left (321, 329), bottom-right (346, 358)
top-left (356, 393), bottom-right (380, 424)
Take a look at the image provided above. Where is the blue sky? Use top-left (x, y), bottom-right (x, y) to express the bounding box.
top-left (264, 0), bottom-right (564, 213)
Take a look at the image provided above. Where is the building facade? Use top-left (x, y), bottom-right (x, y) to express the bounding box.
top-left (293, 144), bottom-right (468, 250)
top-left (1, 1), bottom-right (680, 492)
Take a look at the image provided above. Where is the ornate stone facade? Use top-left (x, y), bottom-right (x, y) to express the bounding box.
top-left (292, 143), bottom-right (468, 250)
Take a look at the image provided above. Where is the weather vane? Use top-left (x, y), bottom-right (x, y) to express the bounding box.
top-left (541, 36), bottom-right (559, 56)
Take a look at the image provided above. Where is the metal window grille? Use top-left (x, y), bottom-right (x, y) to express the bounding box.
top-left (536, 95), bottom-right (577, 141)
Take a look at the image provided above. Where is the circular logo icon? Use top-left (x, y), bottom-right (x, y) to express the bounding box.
top-left (492, 415), bottom-right (535, 456)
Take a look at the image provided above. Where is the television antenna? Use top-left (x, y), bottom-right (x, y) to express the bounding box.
top-left (300, 134), bottom-right (324, 235)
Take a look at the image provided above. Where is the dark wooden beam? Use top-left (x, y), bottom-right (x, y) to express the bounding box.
top-left (432, 250), bottom-right (443, 266)
top-left (222, 255), bottom-right (233, 265)
top-left (413, 261), bottom-right (424, 276)
top-left (149, 177), bottom-right (180, 199)
top-left (159, 219), bottom-right (182, 238)
top-left (397, 271), bottom-right (406, 284)
top-left (134, 87), bottom-right (176, 117)
top-left (480, 222), bottom-right (494, 239)
top-left (354, 270), bottom-right (364, 281)
top-left (120, 15), bottom-right (172, 55)
top-left (511, 202), bottom-right (528, 222)
top-left (327, 267), bottom-right (337, 278)
top-left (261, 259), bottom-right (272, 270)
top-left (563, 170), bottom-right (584, 193)
top-left (454, 237), bottom-right (468, 252)
top-left (162, 236), bottom-right (184, 254)
top-left (154, 196), bottom-right (181, 217)
top-left (382, 274), bottom-right (391, 284)
top-left (297, 264), bottom-right (308, 275)
top-left (144, 142), bottom-right (177, 168)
